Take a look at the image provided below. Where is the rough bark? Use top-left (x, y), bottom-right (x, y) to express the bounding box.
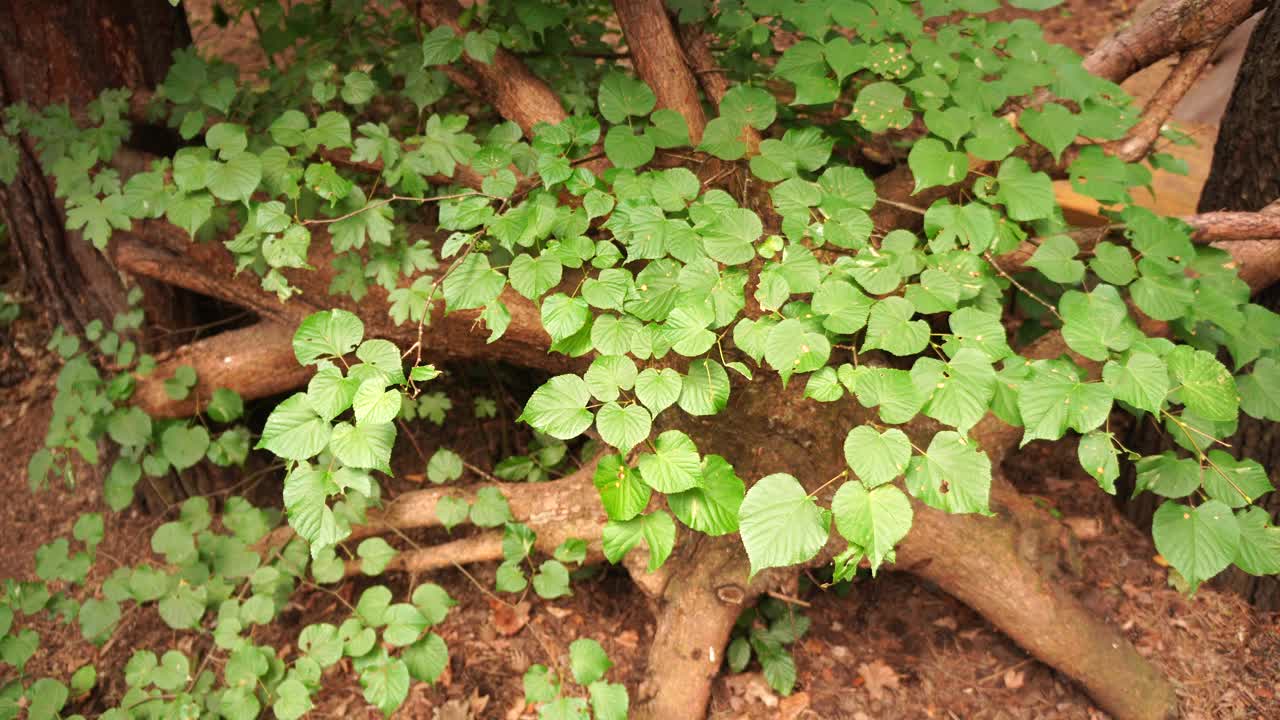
top-left (614, 0), bottom-right (708, 144)
top-left (1199, 1), bottom-right (1280, 212)
top-left (408, 0), bottom-right (567, 136)
top-left (0, 0), bottom-right (190, 332)
top-left (1122, 2), bottom-right (1280, 610)
top-left (677, 23), bottom-right (762, 154)
top-left (131, 321), bottom-right (312, 418)
top-left (1084, 0), bottom-right (1265, 83)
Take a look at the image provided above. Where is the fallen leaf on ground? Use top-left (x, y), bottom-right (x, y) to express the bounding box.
top-left (778, 691), bottom-right (810, 719)
top-left (489, 598), bottom-right (531, 636)
top-left (1003, 669), bottom-right (1025, 689)
top-left (858, 660), bottom-right (901, 700)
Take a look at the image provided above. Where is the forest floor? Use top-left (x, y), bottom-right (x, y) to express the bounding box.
top-left (2, 1), bottom-right (1279, 719)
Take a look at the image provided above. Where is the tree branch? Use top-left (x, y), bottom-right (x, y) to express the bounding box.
top-left (613, 0), bottom-right (708, 144)
top-left (676, 23), bottom-right (761, 154)
top-left (1083, 0), bottom-right (1263, 83)
top-left (407, 0), bottom-right (567, 136)
top-left (1106, 42), bottom-right (1220, 163)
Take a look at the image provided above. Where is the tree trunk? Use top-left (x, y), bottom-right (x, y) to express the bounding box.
top-left (1124, 1), bottom-right (1280, 609)
top-left (1198, 1), bottom-right (1280, 212)
top-left (0, 0), bottom-right (192, 333)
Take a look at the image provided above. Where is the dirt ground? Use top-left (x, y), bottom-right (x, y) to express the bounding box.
top-left (2, 1), bottom-right (1278, 719)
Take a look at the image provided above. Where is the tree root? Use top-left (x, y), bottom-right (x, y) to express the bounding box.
top-left (629, 534), bottom-right (760, 720)
top-left (131, 320), bottom-right (311, 418)
top-left (896, 477), bottom-right (1179, 720)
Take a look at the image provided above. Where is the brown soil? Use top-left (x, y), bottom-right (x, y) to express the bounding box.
top-left (2, 2), bottom-right (1277, 719)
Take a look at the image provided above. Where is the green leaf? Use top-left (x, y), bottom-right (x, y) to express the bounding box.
top-left (509, 253), bottom-right (563, 300)
top-left (596, 402), bottom-right (652, 454)
top-left (107, 406), bottom-right (152, 447)
top-left (813, 279), bottom-right (873, 334)
top-left (995, 157), bottom-right (1054, 221)
top-left (863, 297), bottom-right (929, 356)
top-left (584, 355), bottom-right (638, 402)
top-left (403, 633), bottom-right (450, 682)
top-left (738, 473), bottom-right (830, 576)
top-left (668, 455), bottom-right (745, 535)
top-left (848, 82), bottom-right (911, 133)
top-left (356, 650), bottom-right (410, 717)
top-left (1103, 352), bottom-right (1168, 413)
top-left (1020, 103), bottom-right (1078, 160)
top-left (463, 29), bottom-right (499, 63)
top-left (1167, 346), bottom-right (1239, 422)
top-left (603, 126), bottom-right (655, 169)
top-left (358, 538), bottom-right (397, 575)
top-left (427, 448), bottom-right (464, 484)
top-left (1233, 507), bottom-right (1280, 576)
top-left (259, 393), bottom-right (332, 460)
top-left (207, 151), bottom-right (262, 203)
top-left (637, 430), bottom-right (702, 493)
top-left (520, 374), bottom-right (593, 439)
top-left (436, 495), bottom-right (469, 530)
top-left (589, 680), bottom-right (630, 720)
top-left (470, 486), bottom-right (513, 527)
top-left (1152, 500), bottom-right (1240, 588)
top-left (294, 309), bottom-right (363, 365)
top-left (443, 253), bottom-right (505, 311)
top-left (917, 349), bottom-right (996, 434)
top-left (904, 431), bottom-right (992, 514)
top-left (421, 26), bottom-right (462, 65)
top-left (1060, 284), bottom-right (1137, 361)
top-left (569, 638), bottom-right (612, 685)
top-left (635, 367), bottom-right (682, 415)
top-left (1202, 450), bottom-right (1272, 508)
top-left (27, 679), bottom-right (68, 720)
top-left (541, 293), bottom-right (589, 342)
top-left (353, 379), bottom-right (402, 426)
top-left (79, 597), bottom-right (120, 643)
top-left (843, 426), bottom-right (911, 487)
top-left (908, 138), bottom-right (969, 191)
top-left (601, 510), bottom-right (676, 571)
top-left (161, 424), bottom-right (210, 470)
top-left (1134, 452), bottom-right (1202, 499)
top-left (702, 208), bottom-right (762, 265)
top-left (329, 421), bottom-right (395, 473)
top-left (1026, 235), bottom-right (1084, 284)
top-left (831, 482), bottom-right (912, 574)
top-left (678, 359), bottom-right (730, 416)
top-left (1078, 431), bottom-right (1120, 493)
top-left (1019, 364), bottom-right (1113, 445)
top-left (947, 307), bottom-right (1013, 361)
top-left (598, 72), bottom-right (657, 124)
top-left (593, 455), bottom-right (652, 522)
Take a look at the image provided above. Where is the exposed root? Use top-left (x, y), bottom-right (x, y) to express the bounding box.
top-left (896, 476), bottom-right (1179, 720)
top-left (131, 320), bottom-right (310, 418)
top-left (345, 532), bottom-right (505, 577)
top-left (630, 534), bottom-right (763, 720)
top-left (614, 0), bottom-right (707, 144)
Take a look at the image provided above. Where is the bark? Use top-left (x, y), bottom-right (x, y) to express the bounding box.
top-left (1083, 0), bottom-right (1264, 83)
top-left (614, 0), bottom-right (708, 144)
top-left (131, 320), bottom-right (312, 418)
top-left (1199, 1), bottom-right (1280, 212)
top-left (408, 0), bottom-right (567, 136)
top-left (677, 24), bottom-right (762, 154)
top-left (0, 0), bottom-right (189, 332)
top-left (1122, 2), bottom-right (1280, 610)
